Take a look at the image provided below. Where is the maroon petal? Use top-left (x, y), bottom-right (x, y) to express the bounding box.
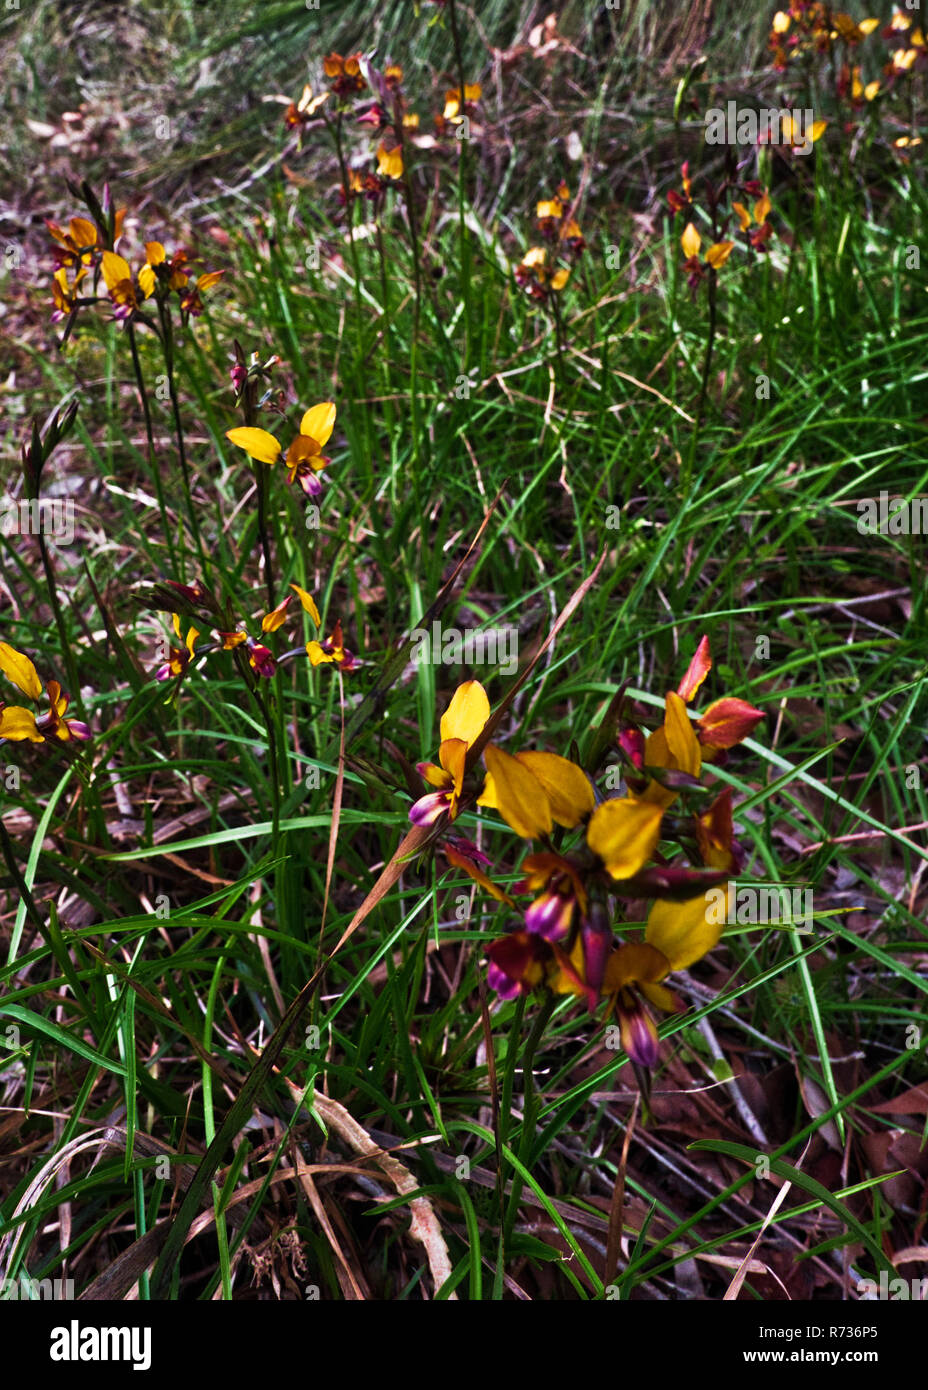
top-left (409, 791), bottom-right (450, 827)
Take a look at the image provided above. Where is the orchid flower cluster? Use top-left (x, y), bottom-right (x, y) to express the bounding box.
top-left (514, 182), bottom-right (586, 303)
top-left (768, 4), bottom-right (879, 70)
top-left (281, 52), bottom-right (481, 205)
top-left (768, 5), bottom-right (925, 148)
top-left (151, 578), bottom-right (360, 693)
top-left (769, 4), bottom-right (926, 82)
top-left (669, 162), bottom-right (777, 294)
top-left (47, 181), bottom-right (225, 334)
top-left (408, 638), bottom-right (764, 1071)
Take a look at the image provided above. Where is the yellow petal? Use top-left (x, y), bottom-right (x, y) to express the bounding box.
top-left (261, 599), bottom-right (291, 633)
top-left (676, 634), bottom-right (712, 702)
top-left (196, 270), bottom-right (225, 291)
top-left (637, 727), bottom-right (679, 808)
top-left (225, 427), bottom-right (282, 465)
top-left (640, 979), bottom-right (682, 1014)
top-left (286, 434), bottom-right (321, 465)
top-left (101, 251), bottom-right (132, 293)
top-left (731, 201), bottom-right (751, 232)
top-left (604, 941), bottom-right (669, 991)
top-left (69, 217), bottom-right (97, 247)
top-left (864, 81), bottom-right (880, 101)
top-left (514, 751), bottom-right (594, 828)
top-left (644, 725), bottom-right (671, 769)
top-left (439, 680), bottom-right (490, 747)
top-left (437, 737), bottom-right (468, 796)
top-left (681, 222), bottom-right (701, 259)
top-left (0, 705), bottom-right (43, 741)
top-left (858, 17), bottom-right (879, 35)
top-left (586, 798), bottom-right (663, 879)
top-left (0, 642), bottom-right (43, 700)
top-left (480, 744), bottom-right (552, 839)
top-left (46, 679), bottom-right (67, 716)
top-left (145, 242), bottom-right (166, 265)
top-left (290, 583), bottom-right (321, 626)
top-left (306, 640), bottom-right (333, 665)
top-left (809, 120), bottom-right (827, 142)
top-left (476, 769), bottom-right (498, 809)
top-left (376, 142), bottom-right (403, 180)
top-left (137, 264), bottom-right (156, 299)
top-left (550, 267), bottom-right (570, 290)
top-left (645, 886), bottom-right (728, 971)
top-left (753, 193), bottom-right (771, 223)
top-left (420, 761), bottom-right (452, 790)
top-left (664, 692), bottom-right (701, 777)
top-left (299, 402), bottom-right (336, 447)
top-left (705, 240), bottom-right (734, 268)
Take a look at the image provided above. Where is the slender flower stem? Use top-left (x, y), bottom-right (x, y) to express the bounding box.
top-left (126, 322), bottom-right (178, 574)
top-left (236, 362), bottom-right (275, 607)
top-left (550, 290), bottom-right (568, 385)
top-left (329, 111), bottom-right (374, 477)
top-left (683, 264), bottom-right (718, 496)
top-left (696, 264), bottom-right (718, 423)
top-left (34, 528), bottom-right (80, 711)
top-left (232, 651), bottom-right (282, 850)
top-left (253, 462), bottom-right (275, 611)
top-left (156, 298), bottom-right (210, 579)
top-left (447, 0), bottom-right (473, 364)
top-left (497, 991), bottom-right (525, 1219)
top-left (502, 992), bottom-right (558, 1253)
top-left (395, 112), bottom-right (425, 515)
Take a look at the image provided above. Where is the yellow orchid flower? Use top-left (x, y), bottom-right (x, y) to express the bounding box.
top-left (585, 797), bottom-right (663, 879)
top-left (50, 265), bottom-right (86, 323)
top-left (409, 680), bottom-right (490, 827)
top-left (0, 644), bottom-right (89, 743)
top-left (478, 745), bottom-right (554, 839)
top-left (681, 223), bottom-right (734, 268)
top-left (442, 83), bottom-right (481, 122)
top-left (285, 82), bottom-right (330, 127)
top-left (306, 620), bottom-right (361, 672)
top-left (101, 250), bottom-right (149, 320)
top-left (477, 748), bottom-right (594, 839)
top-left (514, 245), bottom-right (571, 299)
top-left (779, 113), bottom-right (827, 148)
top-left (226, 402), bottom-right (336, 497)
top-left (376, 141), bottom-right (403, 180)
top-left (602, 886), bottom-right (729, 1066)
top-left (155, 614), bottom-right (200, 681)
